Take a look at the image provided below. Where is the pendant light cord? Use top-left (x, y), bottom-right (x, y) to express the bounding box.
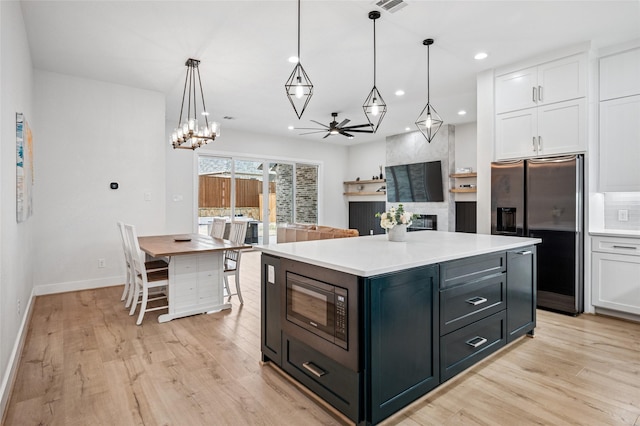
top-left (373, 17), bottom-right (377, 86)
top-left (426, 44), bottom-right (430, 103)
top-left (297, 0), bottom-right (301, 61)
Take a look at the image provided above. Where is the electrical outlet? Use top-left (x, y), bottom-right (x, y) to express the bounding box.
top-left (17, 299), bottom-right (21, 317)
top-left (618, 209), bottom-right (629, 222)
top-left (98, 258), bottom-right (106, 268)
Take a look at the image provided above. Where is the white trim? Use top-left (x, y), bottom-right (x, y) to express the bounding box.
top-left (0, 288), bottom-right (35, 421)
top-left (34, 276), bottom-right (123, 296)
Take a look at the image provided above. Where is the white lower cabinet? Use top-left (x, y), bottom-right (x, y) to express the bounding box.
top-left (592, 236), bottom-right (640, 315)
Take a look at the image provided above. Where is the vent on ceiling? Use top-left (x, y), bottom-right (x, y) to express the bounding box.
top-left (374, 0), bottom-right (407, 14)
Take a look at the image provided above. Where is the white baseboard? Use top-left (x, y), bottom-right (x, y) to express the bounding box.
top-left (0, 288), bottom-right (35, 422)
top-left (34, 275), bottom-right (123, 296)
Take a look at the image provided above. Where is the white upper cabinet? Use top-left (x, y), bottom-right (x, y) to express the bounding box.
top-left (495, 54), bottom-right (587, 114)
top-left (598, 46), bottom-right (640, 192)
top-left (495, 52), bottom-right (587, 161)
top-left (600, 47), bottom-right (640, 101)
top-left (599, 95), bottom-right (640, 192)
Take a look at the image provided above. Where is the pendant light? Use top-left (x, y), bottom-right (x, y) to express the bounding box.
top-left (171, 58), bottom-right (220, 150)
top-left (415, 38), bottom-right (443, 143)
top-left (362, 11), bottom-right (387, 133)
top-left (285, 0), bottom-right (313, 119)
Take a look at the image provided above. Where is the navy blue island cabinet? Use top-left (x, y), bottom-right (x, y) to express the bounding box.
top-left (260, 245), bottom-right (536, 425)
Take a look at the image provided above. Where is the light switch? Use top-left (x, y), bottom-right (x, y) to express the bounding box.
top-left (618, 209), bottom-right (629, 221)
top-left (144, 191), bottom-right (152, 201)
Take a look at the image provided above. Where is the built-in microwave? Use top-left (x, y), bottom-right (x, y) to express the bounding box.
top-left (286, 272), bottom-right (348, 349)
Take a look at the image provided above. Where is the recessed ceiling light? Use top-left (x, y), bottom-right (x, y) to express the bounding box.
top-left (405, 127), bottom-right (411, 131)
top-left (395, 90), bottom-right (405, 96)
top-left (474, 52), bottom-right (488, 60)
top-left (288, 56), bottom-right (299, 63)
top-left (287, 125), bottom-right (294, 130)
top-left (458, 110), bottom-right (467, 116)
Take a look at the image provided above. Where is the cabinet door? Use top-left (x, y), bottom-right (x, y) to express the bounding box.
top-left (507, 247), bottom-right (536, 342)
top-left (599, 95), bottom-right (640, 192)
top-left (367, 265), bottom-right (439, 424)
top-left (261, 254), bottom-right (282, 365)
top-left (537, 54), bottom-right (587, 105)
top-left (537, 98), bottom-right (586, 156)
top-left (600, 47), bottom-right (640, 101)
top-left (592, 252), bottom-right (640, 315)
top-left (495, 108), bottom-right (537, 160)
top-left (495, 66), bottom-right (537, 114)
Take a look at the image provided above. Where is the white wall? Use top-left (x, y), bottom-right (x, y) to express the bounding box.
top-left (0, 0), bottom-right (35, 415)
top-left (164, 126), bottom-right (351, 233)
top-left (344, 138), bottom-right (387, 203)
top-left (476, 70), bottom-right (495, 235)
top-left (32, 71), bottom-right (166, 294)
top-left (453, 122), bottom-right (478, 203)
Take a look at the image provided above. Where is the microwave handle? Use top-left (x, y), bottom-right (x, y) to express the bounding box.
top-left (302, 361), bottom-right (326, 378)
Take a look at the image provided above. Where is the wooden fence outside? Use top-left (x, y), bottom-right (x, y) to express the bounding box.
top-left (199, 175), bottom-right (275, 208)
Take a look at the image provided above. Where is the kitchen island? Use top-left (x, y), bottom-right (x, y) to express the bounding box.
top-left (258, 231), bottom-right (540, 425)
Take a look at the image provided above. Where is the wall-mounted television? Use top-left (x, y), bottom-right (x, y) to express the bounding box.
top-left (385, 161), bottom-right (445, 202)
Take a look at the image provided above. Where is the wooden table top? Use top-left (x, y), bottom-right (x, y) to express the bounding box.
top-left (138, 233), bottom-right (249, 258)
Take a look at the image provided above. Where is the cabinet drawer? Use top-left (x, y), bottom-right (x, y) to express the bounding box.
top-left (440, 311), bottom-right (506, 381)
top-left (440, 252), bottom-right (506, 288)
top-left (282, 334), bottom-right (360, 422)
top-left (440, 274), bottom-right (506, 335)
top-left (592, 236), bottom-right (640, 256)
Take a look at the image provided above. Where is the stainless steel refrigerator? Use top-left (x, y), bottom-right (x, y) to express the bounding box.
top-left (491, 155), bottom-right (583, 315)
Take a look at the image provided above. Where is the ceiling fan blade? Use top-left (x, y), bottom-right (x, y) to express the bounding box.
top-left (337, 119), bottom-right (350, 128)
top-left (295, 127), bottom-right (325, 130)
top-left (322, 133), bottom-right (331, 139)
top-left (310, 120), bottom-right (329, 128)
top-left (346, 129), bottom-right (375, 133)
top-left (341, 131), bottom-right (355, 138)
top-left (344, 123), bottom-right (373, 129)
top-left (299, 131), bottom-right (328, 135)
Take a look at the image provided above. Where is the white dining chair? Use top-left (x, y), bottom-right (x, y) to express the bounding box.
top-left (223, 221), bottom-right (248, 304)
top-left (124, 223), bottom-right (169, 325)
top-left (116, 221), bottom-right (135, 305)
top-left (210, 217), bottom-right (227, 239)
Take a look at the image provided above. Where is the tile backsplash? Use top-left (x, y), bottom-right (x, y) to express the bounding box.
top-left (604, 192), bottom-right (640, 230)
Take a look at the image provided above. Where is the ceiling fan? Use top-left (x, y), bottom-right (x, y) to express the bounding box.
top-left (297, 112), bottom-right (374, 139)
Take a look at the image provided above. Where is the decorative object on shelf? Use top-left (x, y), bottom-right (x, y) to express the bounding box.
top-left (415, 38), bottom-right (443, 143)
top-left (379, 164), bottom-right (384, 180)
top-left (296, 112), bottom-right (374, 139)
top-left (362, 11), bottom-right (387, 133)
top-left (285, 0), bottom-right (313, 119)
top-left (375, 204), bottom-right (417, 242)
top-left (455, 167), bottom-right (473, 173)
top-left (171, 59), bottom-right (220, 150)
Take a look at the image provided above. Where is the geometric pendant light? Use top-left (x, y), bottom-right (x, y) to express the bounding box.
top-left (285, 0), bottom-right (313, 119)
top-left (415, 38), bottom-right (443, 143)
top-left (362, 10), bottom-right (387, 133)
top-left (171, 58), bottom-right (220, 150)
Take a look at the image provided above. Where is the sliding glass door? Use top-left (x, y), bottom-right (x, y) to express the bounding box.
top-left (198, 155), bottom-right (318, 244)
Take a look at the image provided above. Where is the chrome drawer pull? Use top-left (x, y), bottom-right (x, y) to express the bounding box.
top-left (612, 245), bottom-right (636, 250)
top-left (532, 87), bottom-right (537, 103)
top-left (466, 296), bottom-right (488, 306)
top-left (466, 336), bottom-right (488, 348)
top-left (302, 362), bottom-right (326, 378)
top-left (517, 250), bottom-right (532, 255)
top-left (538, 85), bottom-right (543, 102)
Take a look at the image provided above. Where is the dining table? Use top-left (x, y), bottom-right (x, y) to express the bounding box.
top-left (138, 233), bottom-right (249, 323)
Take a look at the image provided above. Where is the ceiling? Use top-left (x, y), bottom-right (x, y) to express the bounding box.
top-left (20, 1), bottom-right (640, 145)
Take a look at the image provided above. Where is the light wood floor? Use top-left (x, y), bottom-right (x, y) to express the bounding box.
top-left (4, 250), bottom-right (640, 425)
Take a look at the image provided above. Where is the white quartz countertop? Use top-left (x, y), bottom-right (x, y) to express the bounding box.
top-left (589, 229), bottom-right (640, 238)
top-left (256, 231), bottom-right (541, 277)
